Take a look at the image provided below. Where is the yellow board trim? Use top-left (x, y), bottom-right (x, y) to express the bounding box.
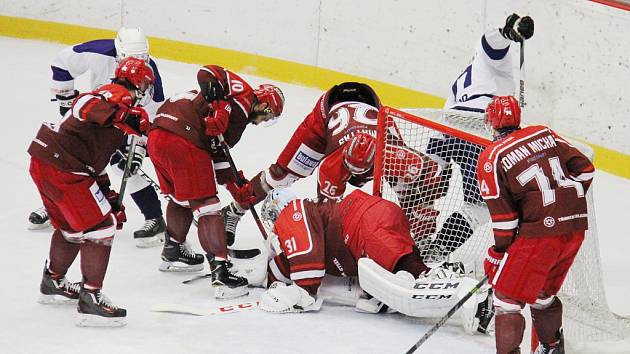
top-left (1, 15), bottom-right (629, 179)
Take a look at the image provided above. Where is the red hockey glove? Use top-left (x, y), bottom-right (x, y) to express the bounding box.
top-left (409, 207), bottom-right (439, 240)
top-left (104, 190), bottom-right (127, 230)
top-left (226, 174), bottom-right (256, 209)
top-left (205, 100), bottom-right (231, 136)
top-left (113, 104), bottom-right (149, 136)
top-left (484, 246), bottom-right (505, 282)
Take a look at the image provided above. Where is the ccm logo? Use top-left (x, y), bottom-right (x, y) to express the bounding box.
top-left (412, 294), bottom-right (454, 300)
top-left (413, 282), bottom-right (460, 290)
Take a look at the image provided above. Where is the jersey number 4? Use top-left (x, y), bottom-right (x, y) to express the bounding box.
top-left (516, 157), bottom-right (585, 206)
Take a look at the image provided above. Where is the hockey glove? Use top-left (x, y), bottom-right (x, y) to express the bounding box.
top-left (117, 139), bottom-right (147, 175)
top-left (502, 14), bottom-right (534, 42)
top-left (113, 104), bottom-right (150, 136)
top-left (56, 90), bottom-right (79, 116)
top-left (259, 282), bottom-right (318, 313)
top-left (104, 190), bottom-right (127, 230)
top-left (225, 173), bottom-right (257, 209)
top-left (205, 100), bottom-right (231, 136)
top-left (200, 78), bottom-right (225, 102)
top-left (484, 246), bottom-right (505, 283)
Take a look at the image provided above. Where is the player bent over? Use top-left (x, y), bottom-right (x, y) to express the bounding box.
top-left (256, 189), bottom-right (493, 334)
top-left (146, 64), bottom-right (284, 298)
top-left (27, 57), bottom-right (155, 327)
top-left (29, 27), bottom-right (167, 248)
top-left (477, 96), bottom-right (595, 353)
top-left (221, 82), bottom-right (381, 242)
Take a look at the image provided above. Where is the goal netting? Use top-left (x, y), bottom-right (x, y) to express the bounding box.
top-left (372, 106), bottom-right (630, 347)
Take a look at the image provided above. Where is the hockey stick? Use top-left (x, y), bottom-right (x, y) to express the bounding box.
top-left (151, 300), bottom-right (260, 316)
top-left (117, 135), bottom-right (138, 208)
top-left (217, 134), bottom-right (269, 240)
top-left (519, 40), bottom-right (525, 108)
top-left (405, 275), bottom-right (489, 354)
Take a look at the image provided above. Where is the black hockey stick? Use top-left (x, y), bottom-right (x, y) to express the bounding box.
top-left (217, 134), bottom-right (269, 240)
top-left (405, 275), bottom-right (489, 354)
top-left (117, 135), bottom-right (138, 208)
top-left (519, 40), bottom-right (525, 108)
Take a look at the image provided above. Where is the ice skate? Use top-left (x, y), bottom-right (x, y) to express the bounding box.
top-left (158, 233), bottom-right (204, 272)
top-left (38, 266), bottom-right (81, 304)
top-left (76, 287), bottom-right (126, 328)
top-left (133, 216), bottom-right (165, 248)
top-left (210, 258), bottom-right (248, 299)
top-left (222, 203), bottom-right (245, 246)
top-left (28, 206), bottom-right (51, 230)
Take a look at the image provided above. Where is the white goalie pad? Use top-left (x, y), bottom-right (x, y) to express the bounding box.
top-left (358, 258), bottom-right (479, 329)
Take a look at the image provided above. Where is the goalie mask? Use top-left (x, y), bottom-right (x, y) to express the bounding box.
top-left (260, 188), bottom-right (297, 232)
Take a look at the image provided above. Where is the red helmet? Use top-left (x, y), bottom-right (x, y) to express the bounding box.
top-left (343, 132), bottom-right (376, 175)
top-left (254, 84), bottom-right (285, 117)
top-left (115, 57), bottom-right (155, 105)
top-left (485, 96), bottom-right (521, 130)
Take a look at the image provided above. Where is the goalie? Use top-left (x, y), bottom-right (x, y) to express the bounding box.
top-left (255, 188), bottom-right (493, 334)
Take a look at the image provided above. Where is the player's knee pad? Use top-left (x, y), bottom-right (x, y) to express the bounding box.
top-left (531, 295), bottom-right (557, 310)
top-left (493, 292), bottom-right (524, 315)
top-left (192, 197), bottom-right (222, 220)
top-left (82, 214), bottom-right (116, 246)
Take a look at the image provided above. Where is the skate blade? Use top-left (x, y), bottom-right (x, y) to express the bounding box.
top-left (38, 294), bottom-right (78, 305)
top-left (158, 261), bottom-right (204, 273)
top-left (75, 313), bottom-right (127, 328)
top-left (135, 233), bottom-right (165, 248)
top-left (27, 220), bottom-right (51, 231)
top-left (213, 285), bottom-right (249, 299)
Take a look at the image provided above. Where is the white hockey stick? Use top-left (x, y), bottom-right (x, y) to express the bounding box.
top-left (151, 300), bottom-right (259, 316)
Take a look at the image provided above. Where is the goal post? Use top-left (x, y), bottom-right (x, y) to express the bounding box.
top-left (373, 105), bottom-right (630, 350)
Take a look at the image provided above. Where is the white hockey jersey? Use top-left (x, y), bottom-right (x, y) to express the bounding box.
top-left (50, 39), bottom-right (165, 118)
top-left (444, 28), bottom-right (516, 112)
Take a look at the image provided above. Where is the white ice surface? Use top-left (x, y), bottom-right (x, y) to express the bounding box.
top-left (0, 36), bottom-right (628, 354)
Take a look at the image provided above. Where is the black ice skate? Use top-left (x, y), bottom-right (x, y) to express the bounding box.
top-left (534, 330), bottom-right (565, 354)
top-left (158, 233), bottom-right (204, 272)
top-left (209, 257), bottom-right (248, 299)
top-left (133, 216), bottom-right (166, 248)
top-left (38, 266), bottom-right (81, 304)
top-left (475, 289), bottom-right (495, 334)
top-left (28, 206), bottom-right (51, 230)
top-left (222, 203), bottom-right (245, 246)
top-left (76, 287), bottom-right (126, 328)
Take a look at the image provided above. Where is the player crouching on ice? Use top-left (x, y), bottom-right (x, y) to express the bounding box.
top-left (27, 57), bottom-right (155, 327)
top-left (252, 188), bottom-right (493, 335)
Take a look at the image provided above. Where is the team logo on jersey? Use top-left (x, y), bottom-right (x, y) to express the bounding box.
top-left (292, 211), bottom-right (303, 222)
top-left (396, 149), bottom-right (406, 159)
top-left (484, 162), bottom-right (493, 173)
top-left (543, 217), bottom-right (555, 228)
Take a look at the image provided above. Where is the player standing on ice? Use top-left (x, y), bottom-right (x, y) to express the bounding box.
top-left (477, 96), bottom-right (595, 354)
top-left (255, 188), bottom-right (492, 333)
top-left (424, 14), bottom-right (535, 259)
top-left (221, 82), bottom-right (381, 243)
top-left (28, 57), bottom-right (155, 327)
top-left (146, 64), bottom-right (284, 299)
top-left (28, 27), bottom-right (167, 248)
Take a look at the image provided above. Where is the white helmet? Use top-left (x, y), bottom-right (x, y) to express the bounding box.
top-left (260, 188), bottom-right (297, 231)
top-left (115, 27), bottom-right (149, 62)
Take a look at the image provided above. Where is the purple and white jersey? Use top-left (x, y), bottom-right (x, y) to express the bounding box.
top-left (444, 28), bottom-right (516, 112)
top-left (50, 39), bottom-right (164, 118)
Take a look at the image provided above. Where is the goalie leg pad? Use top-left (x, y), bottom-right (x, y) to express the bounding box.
top-left (317, 275), bottom-right (363, 306)
top-left (358, 258), bottom-right (479, 321)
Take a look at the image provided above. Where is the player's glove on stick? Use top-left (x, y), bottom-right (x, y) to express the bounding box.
top-left (502, 14), bottom-right (534, 42)
top-left (205, 100), bottom-right (231, 136)
top-left (484, 246), bottom-right (505, 282)
top-left (113, 104), bottom-right (150, 136)
top-left (104, 190), bottom-right (127, 229)
top-left (56, 90), bottom-right (79, 116)
top-left (117, 139), bottom-right (146, 175)
top-left (225, 172), bottom-right (257, 209)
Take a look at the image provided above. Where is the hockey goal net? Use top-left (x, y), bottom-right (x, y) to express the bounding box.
top-left (372, 106), bottom-right (630, 348)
